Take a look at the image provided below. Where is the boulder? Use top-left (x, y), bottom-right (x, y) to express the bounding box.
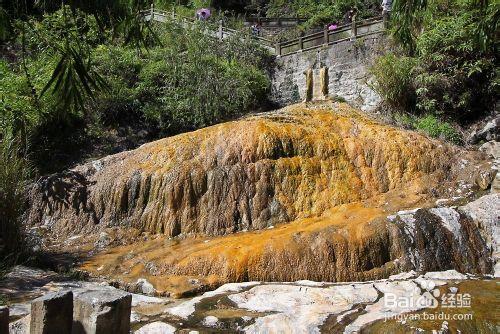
top-left (0, 306), bottom-right (8, 334)
top-left (468, 116), bottom-right (499, 144)
top-left (136, 278), bottom-right (156, 296)
top-left (73, 289), bottom-right (131, 334)
top-left (475, 168), bottom-right (498, 190)
top-left (30, 290), bottom-right (73, 334)
top-left (479, 141), bottom-right (500, 159)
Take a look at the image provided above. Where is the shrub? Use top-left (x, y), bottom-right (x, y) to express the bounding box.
top-left (414, 114), bottom-right (462, 144)
top-left (0, 132), bottom-right (31, 260)
top-left (370, 53), bottom-right (417, 111)
top-left (413, 12), bottom-right (497, 121)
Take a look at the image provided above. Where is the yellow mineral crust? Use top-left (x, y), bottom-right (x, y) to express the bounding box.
top-left (61, 102), bottom-right (484, 294)
top-left (35, 102), bottom-right (456, 239)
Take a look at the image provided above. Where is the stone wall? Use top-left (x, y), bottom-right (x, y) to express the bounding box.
top-left (270, 33), bottom-right (387, 112)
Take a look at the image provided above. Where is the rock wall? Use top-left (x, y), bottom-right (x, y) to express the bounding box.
top-left (270, 34), bottom-right (386, 112)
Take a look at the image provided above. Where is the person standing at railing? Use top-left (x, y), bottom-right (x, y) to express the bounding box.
top-left (343, 7), bottom-right (357, 25)
top-left (251, 22), bottom-right (262, 37)
top-left (327, 22), bottom-right (338, 31)
top-left (196, 8), bottom-right (211, 21)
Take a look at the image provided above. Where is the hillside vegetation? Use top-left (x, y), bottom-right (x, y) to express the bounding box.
top-left (0, 0), bottom-right (270, 262)
top-left (370, 0), bottom-right (498, 143)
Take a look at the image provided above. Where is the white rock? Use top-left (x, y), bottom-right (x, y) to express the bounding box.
top-left (167, 281), bottom-right (259, 319)
top-left (135, 322), bottom-right (176, 334)
top-left (423, 270), bottom-right (468, 280)
top-left (429, 208), bottom-right (462, 240)
top-left (137, 278), bottom-right (156, 296)
top-left (202, 315), bottom-right (219, 327)
top-left (389, 271), bottom-right (418, 280)
top-left (344, 281), bottom-right (425, 334)
top-left (230, 283), bottom-right (378, 334)
top-left (130, 311), bottom-right (142, 324)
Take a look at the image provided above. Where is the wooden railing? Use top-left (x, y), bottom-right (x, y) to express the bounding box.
top-left (141, 5), bottom-right (273, 47)
top-left (243, 17), bottom-right (309, 28)
top-left (141, 5), bottom-right (386, 57)
top-left (275, 15), bottom-right (385, 56)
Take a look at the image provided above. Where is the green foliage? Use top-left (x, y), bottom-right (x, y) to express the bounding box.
top-left (22, 7), bottom-right (103, 54)
top-left (413, 10), bottom-right (497, 120)
top-left (391, 0), bottom-right (427, 54)
top-left (394, 113), bottom-right (462, 143)
top-left (93, 23), bottom-right (270, 135)
top-left (265, 0), bottom-right (380, 29)
top-left (370, 53), bottom-right (417, 111)
top-left (373, 0), bottom-right (498, 131)
top-left (0, 132), bottom-right (31, 260)
top-left (2, 6), bottom-right (271, 174)
top-left (41, 44), bottom-right (108, 114)
top-left (414, 114), bottom-right (462, 144)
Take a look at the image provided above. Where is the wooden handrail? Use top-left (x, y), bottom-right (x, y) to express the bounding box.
top-left (142, 7), bottom-right (385, 57)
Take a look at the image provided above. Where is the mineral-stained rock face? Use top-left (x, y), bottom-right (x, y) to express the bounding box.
top-left (27, 103), bottom-right (469, 237)
top-left (26, 102), bottom-right (497, 290)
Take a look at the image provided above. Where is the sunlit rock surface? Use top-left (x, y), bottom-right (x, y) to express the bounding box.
top-left (3, 266), bottom-right (497, 334)
top-left (28, 102), bottom-right (471, 237)
top-left (25, 102), bottom-right (497, 290)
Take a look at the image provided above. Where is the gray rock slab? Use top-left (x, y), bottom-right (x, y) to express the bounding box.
top-left (30, 290), bottom-right (73, 334)
top-left (0, 306), bottom-right (8, 334)
top-left (73, 289), bottom-right (131, 334)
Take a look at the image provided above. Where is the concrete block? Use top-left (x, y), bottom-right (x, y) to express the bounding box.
top-left (73, 289), bottom-right (131, 334)
top-left (30, 290), bottom-right (73, 334)
top-left (0, 306), bottom-right (8, 334)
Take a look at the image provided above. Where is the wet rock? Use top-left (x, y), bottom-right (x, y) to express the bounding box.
top-left (134, 321), bottom-right (176, 334)
top-left (0, 266), bottom-right (60, 300)
top-left (95, 232), bottom-right (111, 250)
top-left (8, 304), bottom-right (30, 319)
top-left (73, 289), bottom-right (132, 334)
top-left (479, 141), bottom-right (500, 159)
top-left (390, 206), bottom-right (492, 275)
top-left (0, 306), bottom-right (8, 334)
top-left (30, 290), bottom-right (73, 334)
top-left (168, 282), bottom-right (259, 319)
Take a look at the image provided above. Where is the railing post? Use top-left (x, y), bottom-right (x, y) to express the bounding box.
top-left (383, 12), bottom-right (389, 29)
top-left (324, 25), bottom-right (329, 45)
top-left (299, 35), bottom-right (304, 51)
top-left (351, 14), bottom-right (357, 40)
top-left (150, 3), bottom-right (154, 21)
top-left (275, 42), bottom-right (281, 56)
top-left (219, 20), bottom-right (223, 40)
